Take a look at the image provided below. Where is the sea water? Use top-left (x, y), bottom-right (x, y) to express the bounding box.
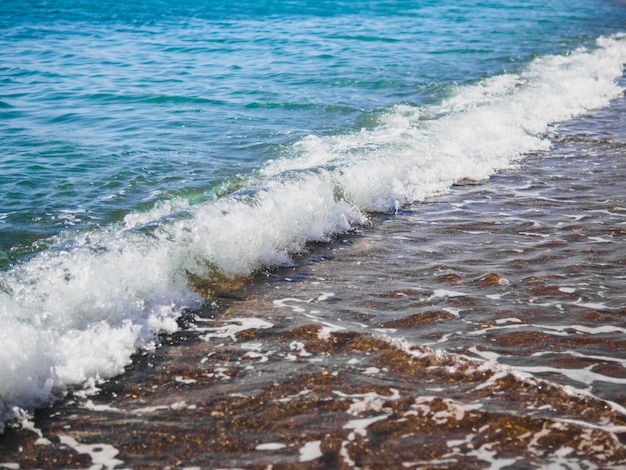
top-left (1, 0), bottom-right (626, 429)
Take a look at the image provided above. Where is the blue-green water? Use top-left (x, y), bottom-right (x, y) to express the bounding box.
top-left (1, 0), bottom-right (626, 428)
top-left (2, 0), bottom-right (625, 260)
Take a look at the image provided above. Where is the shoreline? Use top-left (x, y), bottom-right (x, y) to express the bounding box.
top-left (2, 130), bottom-right (626, 467)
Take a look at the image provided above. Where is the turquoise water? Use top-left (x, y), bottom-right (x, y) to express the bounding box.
top-left (2, 0), bottom-right (626, 261)
top-left (1, 0), bottom-right (626, 426)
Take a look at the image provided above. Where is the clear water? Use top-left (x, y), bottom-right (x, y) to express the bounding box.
top-left (2, 0), bottom-right (625, 258)
top-left (1, 0), bottom-right (626, 429)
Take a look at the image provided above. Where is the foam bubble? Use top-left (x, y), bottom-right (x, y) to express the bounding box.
top-left (298, 440), bottom-right (323, 463)
top-left (256, 442), bottom-right (287, 451)
top-left (58, 435), bottom-right (124, 469)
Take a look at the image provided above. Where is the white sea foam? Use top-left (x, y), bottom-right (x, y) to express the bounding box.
top-left (58, 435), bottom-right (124, 469)
top-left (256, 442), bottom-right (287, 451)
top-left (264, 34), bottom-right (626, 212)
top-left (298, 440), bottom-right (323, 463)
top-left (200, 317), bottom-right (274, 341)
top-left (1, 34), bottom-right (626, 427)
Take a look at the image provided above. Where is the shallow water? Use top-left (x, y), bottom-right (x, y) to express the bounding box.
top-left (1, 84), bottom-right (625, 469)
top-left (3, 0), bottom-right (626, 429)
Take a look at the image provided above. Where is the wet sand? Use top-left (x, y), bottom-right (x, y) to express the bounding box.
top-left (2, 102), bottom-right (626, 468)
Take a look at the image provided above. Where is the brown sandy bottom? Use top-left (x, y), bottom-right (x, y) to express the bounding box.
top-left (1, 314), bottom-right (625, 469)
top-left (2, 111), bottom-right (626, 468)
